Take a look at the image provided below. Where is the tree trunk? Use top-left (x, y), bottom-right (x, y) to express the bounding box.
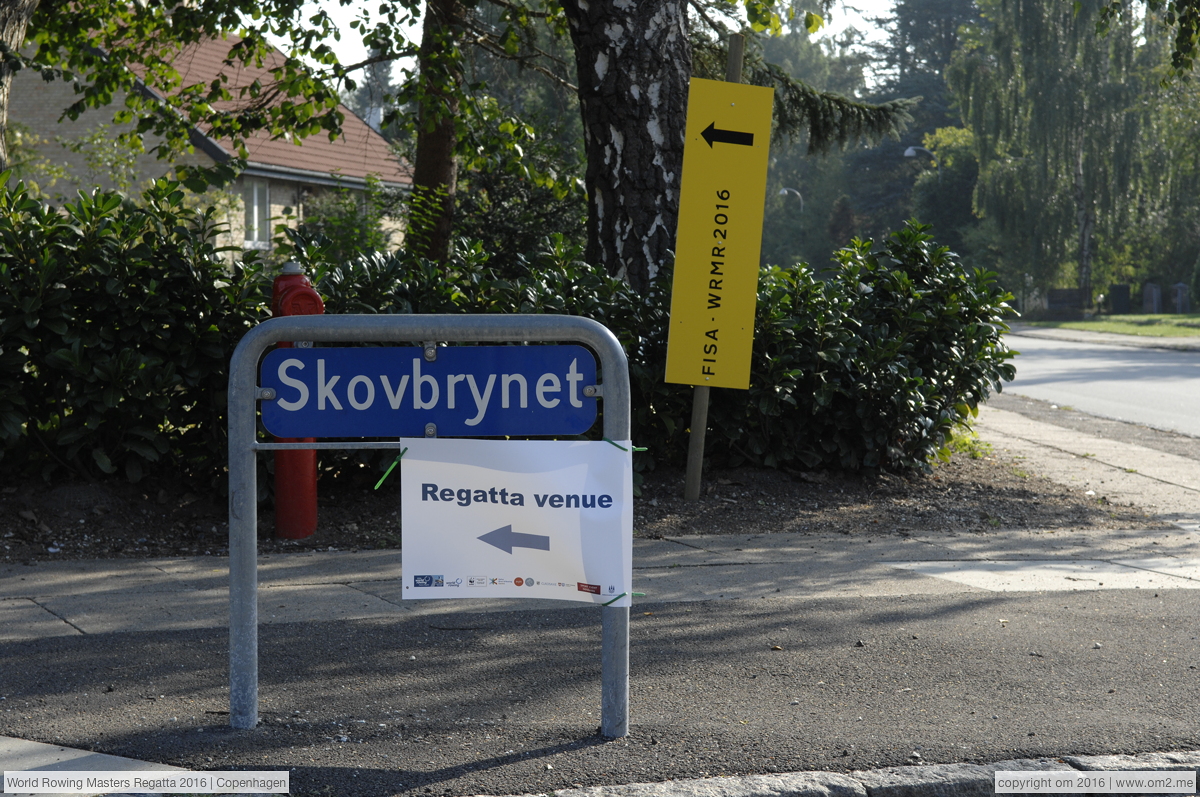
top-left (1073, 147), bottom-right (1094, 308)
top-left (0, 0), bottom-right (39, 173)
top-left (560, 0), bottom-right (690, 292)
top-left (409, 0), bottom-right (465, 264)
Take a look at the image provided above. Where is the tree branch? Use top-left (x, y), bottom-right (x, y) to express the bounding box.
top-left (480, 0), bottom-right (552, 19)
top-left (330, 50), bottom-right (408, 77)
top-left (691, 38), bottom-right (916, 152)
top-left (463, 15), bottom-right (571, 70)
top-left (688, 0), bottom-right (729, 36)
top-left (468, 30), bottom-right (578, 91)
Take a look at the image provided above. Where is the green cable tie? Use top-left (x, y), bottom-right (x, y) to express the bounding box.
top-left (373, 447), bottom-right (408, 490)
top-left (600, 591), bottom-right (645, 606)
top-left (603, 438), bottom-right (647, 452)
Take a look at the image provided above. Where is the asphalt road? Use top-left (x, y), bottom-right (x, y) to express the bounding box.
top-left (3, 592), bottom-right (1200, 796)
top-left (1004, 335), bottom-right (1200, 436)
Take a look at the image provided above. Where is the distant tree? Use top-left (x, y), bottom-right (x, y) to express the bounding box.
top-left (948, 0), bottom-right (1171, 303)
top-left (874, 0), bottom-right (980, 82)
top-left (343, 50), bottom-right (400, 135)
top-left (910, 126), bottom-right (979, 256)
top-left (827, 195), bottom-right (858, 247)
top-left (844, 0), bottom-right (979, 240)
top-left (758, 24), bottom-right (871, 268)
top-left (1102, 0), bottom-right (1200, 77)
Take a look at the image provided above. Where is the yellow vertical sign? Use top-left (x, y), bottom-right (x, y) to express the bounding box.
top-left (665, 77), bottom-right (774, 390)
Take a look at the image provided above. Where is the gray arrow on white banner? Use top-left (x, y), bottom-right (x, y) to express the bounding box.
top-left (477, 525), bottom-right (551, 554)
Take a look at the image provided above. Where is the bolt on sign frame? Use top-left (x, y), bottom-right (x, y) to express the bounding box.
top-left (227, 314), bottom-right (632, 737)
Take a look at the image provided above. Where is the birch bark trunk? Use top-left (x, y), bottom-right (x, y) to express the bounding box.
top-left (560, 0), bottom-right (690, 292)
top-left (0, 0), bottom-right (39, 172)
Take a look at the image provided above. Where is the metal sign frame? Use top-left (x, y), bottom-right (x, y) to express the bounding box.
top-left (227, 314), bottom-right (632, 737)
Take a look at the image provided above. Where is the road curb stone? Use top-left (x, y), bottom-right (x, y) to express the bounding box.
top-left (1063, 750), bottom-right (1200, 773)
top-left (851, 757), bottom-right (1073, 797)
top-left (480, 751), bottom-right (1200, 797)
top-left (552, 771), bottom-right (867, 797)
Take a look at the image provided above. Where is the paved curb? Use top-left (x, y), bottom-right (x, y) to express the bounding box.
top-left (1007, 323), bottom-right (1200, 352)
top-left (483, 751), bottom-right (1200, 797)
top-left (7, 744), bottom-right (1199, 797)
top-left (974, 404), bottom-right (1200, 522)
top-left (851, 758), bottom-right (1073, 797)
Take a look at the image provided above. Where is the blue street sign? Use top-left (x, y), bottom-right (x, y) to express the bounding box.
top-left (260, 345), bottom-right (598, 438)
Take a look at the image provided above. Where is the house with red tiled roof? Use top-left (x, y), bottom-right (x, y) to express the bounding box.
top-left (8, 36), bottom-right (410, 252)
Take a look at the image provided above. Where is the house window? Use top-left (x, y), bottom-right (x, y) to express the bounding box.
top-left (244, 178), bottom-right (270, 249)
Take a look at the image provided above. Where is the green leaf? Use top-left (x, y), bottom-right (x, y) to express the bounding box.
top-left (92, 447), bottom-right (117, 474)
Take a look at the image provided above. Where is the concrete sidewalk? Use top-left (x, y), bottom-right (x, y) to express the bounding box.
top-left (7, 400), bottom-right (1200, 640)
top-left (4, 402), bottom-right (1200, 796)
top-left (3, 400), bottom-right (1200, 637)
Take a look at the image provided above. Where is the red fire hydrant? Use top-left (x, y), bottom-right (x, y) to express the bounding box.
top-left (271, 261), bottom-right (324, 539)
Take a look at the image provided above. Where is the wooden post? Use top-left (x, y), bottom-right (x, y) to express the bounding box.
top-left (683, 32), bottom-right (745, 502)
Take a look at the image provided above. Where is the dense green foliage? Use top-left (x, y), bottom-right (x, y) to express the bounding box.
top-left (0, 174), bottom-right (269, 482)
top-left (705, 223), bottom-right (1015, 471)
top-left (292, 177), bottom-right (406, 265)
top-left (758, 0), bottom-right (1200, 308)
top-left (756, 0), bottom-right (972, 273)
top-left (0, 171), bottom-right (1015, 483)
top-left (947, 0), bottom-right (1200, 304)
top-left (293, 222), bottom-right (1017, 475)
top-left (844, 0), bottom-right (980, 242)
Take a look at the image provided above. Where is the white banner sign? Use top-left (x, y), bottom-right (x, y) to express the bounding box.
top-left (400, 438), bottom-right (633, 607)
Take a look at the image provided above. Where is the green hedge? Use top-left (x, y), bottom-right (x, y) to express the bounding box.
top-left (0, 175), bottom-right (1016, 484)
top-left (0, 176), bottom-right (269, 481)
top-left (705, 231), bottom-right (1017, 471)
top-left (296, 227), bottom-right (1017, 475)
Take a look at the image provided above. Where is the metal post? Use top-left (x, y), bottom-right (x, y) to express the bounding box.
top-left (682, 33), bottom-right (745, 502)
top-left (600, 605), bottom-right (629, 737)
top-left (227, 314), bottom-right (632, 736)
top-left (683, 386), bottom-right (710, 501)
top-left (227, 332), bottom-right (260, 730)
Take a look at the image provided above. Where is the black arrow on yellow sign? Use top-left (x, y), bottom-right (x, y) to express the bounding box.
top-left (701, 122), bottom-right (754, 148)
